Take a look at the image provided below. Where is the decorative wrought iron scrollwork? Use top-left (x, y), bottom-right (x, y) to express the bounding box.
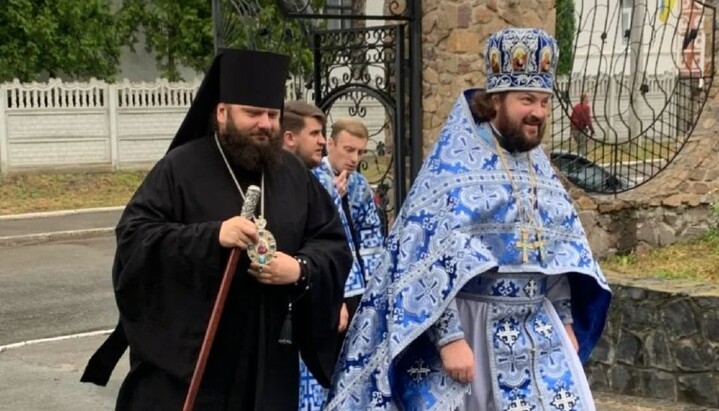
top-left (276, 0), bottom-right (412, 20)
top-left (551, 0), bottom-right (715, 194)
top-left (276, 3), bottom-right (418, 227)
top-left (359, 149), bottom-right (395, 235)
top-left (315, 25), bottom-right (399, 103)
top-left (386, 0), bottom-right (406, 17)
top-left (313, 25), bottom-right (402, 232)
top-left (357, 120), bottom-right (392, 179)
top-left (217, 0), bottom-right (261, 49)
top-left (276, 0), bottom-right (314, 15)
top-left (313, 25), bottom-right (405, 231)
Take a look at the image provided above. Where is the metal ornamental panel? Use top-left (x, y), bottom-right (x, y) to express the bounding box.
top-left (552, 0), bottom-right (715, 194)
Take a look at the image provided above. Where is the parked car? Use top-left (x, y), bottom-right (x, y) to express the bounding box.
top-left (549, 151), bottom-right (631, 193)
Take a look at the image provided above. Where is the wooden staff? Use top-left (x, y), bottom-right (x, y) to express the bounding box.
top-left (183, 185), bottom-right (261, 411)
top-left (183, 248), bottom-right (241, 411)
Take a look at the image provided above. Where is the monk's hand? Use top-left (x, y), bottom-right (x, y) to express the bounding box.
top-left (219, 216), bottom-right (258, 249)
top-left (338, 303), bottom-right (349, 332)
top-left (334, 170), bottom-right (349, 197)
top-left (564, 324), bottom-right (579, 352)
top-left (248, 252), bottom-right (300, 286)
top-left (439, 338), bottom-right (475, 383)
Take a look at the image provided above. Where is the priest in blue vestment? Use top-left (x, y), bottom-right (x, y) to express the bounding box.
top-left (325, 28), bottom-right (612, 411)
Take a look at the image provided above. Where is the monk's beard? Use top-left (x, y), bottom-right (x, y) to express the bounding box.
top-left (218, 122), bottom-right (282, 172)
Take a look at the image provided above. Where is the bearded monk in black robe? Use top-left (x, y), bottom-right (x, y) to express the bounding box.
top-left (82, 49), bottom-right (352, 411)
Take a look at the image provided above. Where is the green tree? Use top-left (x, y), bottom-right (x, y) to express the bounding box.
top-left (221, 0), bottom-right (322, 80)
top-left (118, 0), bottom-right (214, 81)
top-left (119, 0), bottom-right (324, 81)
top-left (556, 0), bottom-right (576, 76)
top-left (0, 0), bottom-right (123, 82)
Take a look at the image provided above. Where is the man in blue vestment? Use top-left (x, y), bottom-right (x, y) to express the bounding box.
top-left (317, 118), bottom-right (385, 292)
top-left (282, 107), bottom-right (385, 410)
top-left (325, 28), bottom-right (612, 411)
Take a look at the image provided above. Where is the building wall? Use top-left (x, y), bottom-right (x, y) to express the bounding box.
top-left (572, 0), bottom-right (688, 76)
top-left (117, 35), bottom-right (200, 82)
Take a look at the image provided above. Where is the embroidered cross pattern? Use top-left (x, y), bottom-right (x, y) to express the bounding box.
top-left (496, 319), bottom-right (520, 348)
top-left (497, 351), bottom-right (529, 373)
top-left (551, 388), bottom-right (579, 411)
top-left (407, 359), bottom-right (431, 382)
top-left (534, 318), bottom-right (553, 339)
top-left (538, 344), bottom-right (563, 367)
top-left (516, 228), bottom-right (545, 263)
top-left (506, 397), bottom-right (534, 411)
top-left (523, 278), bottom-right (538, 297)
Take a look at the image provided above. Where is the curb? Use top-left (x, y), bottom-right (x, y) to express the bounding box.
top-left (0, 227), bottom-right (115, 247)
top-left (0, 329), bottom-right (113, 354)
top-left (0, 206), bottom-right (124, 221)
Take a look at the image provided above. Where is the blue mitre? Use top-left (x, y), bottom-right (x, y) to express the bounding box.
top-left (485, 27), bottom-right (558, 94)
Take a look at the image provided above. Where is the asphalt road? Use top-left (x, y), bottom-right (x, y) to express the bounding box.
top-left (0, 235), bottom-right (123, 410)
top-left (0, 236), bottom-right (118, 346)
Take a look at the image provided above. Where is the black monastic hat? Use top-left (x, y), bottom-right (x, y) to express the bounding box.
top-left (167, 49), bottom-right (290, 151)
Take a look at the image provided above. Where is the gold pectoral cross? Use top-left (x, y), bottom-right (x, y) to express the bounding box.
top-left (516, 227), bottom-right (545, 263)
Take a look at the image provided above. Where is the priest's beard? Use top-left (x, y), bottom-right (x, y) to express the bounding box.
top-left (494, 104), bottom-right (546, 153)
top-left (218, 121), bottom-right (282, 172)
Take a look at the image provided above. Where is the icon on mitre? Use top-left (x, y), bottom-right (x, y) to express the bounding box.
top-left (490, 48), bottom-right (501, 74)
top-left (512, 46), bottom-right (528, 72)
top-left (540, 47), bottom-right (552, 72)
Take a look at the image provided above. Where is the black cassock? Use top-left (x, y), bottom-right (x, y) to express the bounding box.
top-left (86, 136), bottom-right (352, 410)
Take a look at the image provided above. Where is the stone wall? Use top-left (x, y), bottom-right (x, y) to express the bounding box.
top-left (576, 195), bottom-right (717, 258)
top-left (586, 277), bottom-right (719, 407)
top-left (421, 0), bottom-right (556, 153)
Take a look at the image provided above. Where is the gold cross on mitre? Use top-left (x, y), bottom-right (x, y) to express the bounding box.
top-left (516, 227), bottom-right (545, 263)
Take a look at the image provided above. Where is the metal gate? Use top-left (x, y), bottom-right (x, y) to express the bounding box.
top-left (282, 1), bottom-right (423, 231)
top-left (551, 0), bottom-right (716, 194)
